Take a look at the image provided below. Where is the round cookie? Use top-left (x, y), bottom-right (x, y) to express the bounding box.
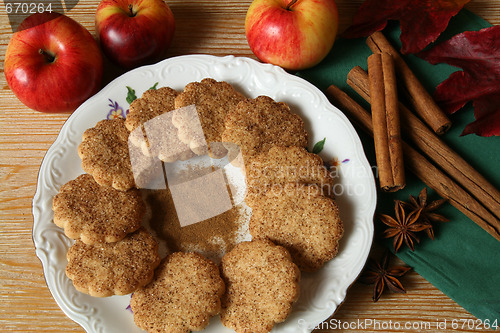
top-left (126, 87), bottom-right (195, 162)
top-left (173, 78), bottom-right (246, 158)
top-left (249, 183), bottom-right (343, 272)
top-left (245, 145), bottom-right (334, 207)
top-left (131, 252), bottom-right (225, 333)
top-left (65, 228), bottom-right (160, 297)
top-left (222, 96), bottom-right (308, 166)
top-left (78, 118), bottom-right (135, 191)
top-left (220, 240), bottom-right (300, 333)
top-left (52, 173), bottom-right (145, 244)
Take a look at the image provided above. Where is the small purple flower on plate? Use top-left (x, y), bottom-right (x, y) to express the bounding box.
top-left (126, 294), bottom-right (133, 313)
top-left (325, 157), bottom-right (350, 169)
top-left (107, 99), bottom-right (128, 119)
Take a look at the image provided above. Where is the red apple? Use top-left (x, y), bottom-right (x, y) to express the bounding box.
top-left (4, 12), bottom-right (103, 113)
top-left (95, 0), bottom-right (175, 69)
top-left (245, 0), bottom-right (338, 71)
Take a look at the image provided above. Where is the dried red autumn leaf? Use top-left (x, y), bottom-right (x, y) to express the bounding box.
top-left (419, 26), bottom-right (500, 137)
top-left (342, 0), bottom-right (470, 54)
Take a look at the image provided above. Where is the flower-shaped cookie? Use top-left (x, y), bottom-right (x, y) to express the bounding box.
top-left (245, 145), bottom-right (333, 207)
top-left (131, 252), bottom-right (225, 333)
top-left (53, 174), bottom-right (145, 244)
top-left (250, 183), bottom-right (343, 272)
top-left (220, 240), bottom-right (300, 333)
top-left (126, 87), bottom-right (195, 162)
top-left (65, 228), bottom-right (160, 297)
top-left (222, 96), bottom-right (308, 166)
top-left (173, 78), bottom-right (246, 158)
top-left (78, 118), bottom-right (135, 191)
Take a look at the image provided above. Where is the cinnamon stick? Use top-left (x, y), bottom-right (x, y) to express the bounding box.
top-left (367, 32), bottom-right (451, 135)
top-left (346, 66), bottom-right (500, 224)
top-left (368, 53), bottom-right (405, 192)
top-left (325, 84), bottom-right (500, 242)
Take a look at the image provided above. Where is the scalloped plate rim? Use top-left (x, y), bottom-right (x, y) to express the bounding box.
top-left (32, 54), bottom-right (376, 333)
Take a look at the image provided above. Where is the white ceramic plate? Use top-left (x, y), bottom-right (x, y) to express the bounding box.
top-left (32, 55), bottom-right (376, 333)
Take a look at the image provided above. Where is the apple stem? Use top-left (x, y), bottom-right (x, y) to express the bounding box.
top-left (128, 4), bottom-right (136, 17)
top-left (285, 0), bottom-right (299, 10)
top-left (39, 49), bottom-right (55, 63)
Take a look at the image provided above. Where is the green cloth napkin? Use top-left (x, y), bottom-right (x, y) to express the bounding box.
top-left (298, 9), bottom-right (500, 324)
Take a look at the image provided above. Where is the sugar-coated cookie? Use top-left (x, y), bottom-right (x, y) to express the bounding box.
top-left (53, 174), bottom-right (145, 244)
top-left (249, 183), bottom-right (343, 272)
top-left (222, 96), bottom-right (308, 166)
top-left (78, 118), bottom-right (135, 191)
top-left (125, 87), bottom-right (178, 133)
top-left (220, 240), bottom-right (300, 333)
top-left (65, 228), bottom-right (160, 297)
top-left (173, 78), bottom-right (246, 158)
top-left (245, 145), bottom-right (333, 207)
top-left (126, 87), bottom-right (195, 162)
top-left (131, 252), bottom-right (225, 333)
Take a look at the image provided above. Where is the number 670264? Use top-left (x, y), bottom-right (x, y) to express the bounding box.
top-left (5, 2), bottom-right (52, 14)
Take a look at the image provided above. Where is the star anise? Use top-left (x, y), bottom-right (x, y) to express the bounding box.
top-left (380, 200), bottom-right (431, 252)
top-left (359, 250), bottom-right (411, 302)
top-left (403, 188), bottom-right (449, 240)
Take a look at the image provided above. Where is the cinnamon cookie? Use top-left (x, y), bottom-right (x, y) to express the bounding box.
top-left (173, 78), bottom-right (246, 158)
top-left (245, 145), bottom-right (333, 207)
top-left (125, 87), bottom-right (178, 133)
top-left (52, 174), bottom-right (145, 244)
top-left (131, 252), bottom-right (225, 333)
top-left (249, 183), bottom-right (343, 272)
top-left (126, 87), bottom-right (195, 162)
top-left (65, 228), bottom-right (160, 297)
top-left (78, 118), bottom-right (135, 191)
top-left (222, 96), bottom-right (308, 166)
top-left (220, 240), bottom-right (300, 333)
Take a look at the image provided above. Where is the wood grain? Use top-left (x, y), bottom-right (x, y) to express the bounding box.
top-left (0, 0), bottom-right (499, 332)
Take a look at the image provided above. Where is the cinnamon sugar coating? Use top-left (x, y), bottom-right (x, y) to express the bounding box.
top-left (52, 174), bottom-right (145, 244)
top-left (245, 145), bottom-right (333, 207)
top-left (78, 118), bottom-right (135, 191)
top-left (222, 96), bottom-right (308, 166)
top-left (220, 240), bottom-right (300, 333)
top-left (125, 87), bottom-right (179, 133)
top-left (173, 78), bottom-right (246, 158)
top-left (131, 252), bottom-right (225, 333)
top-left (126, 87), bottom-right (195, 162)
top-left (65, 228), bottom-right (160, 297)
top-left (250, 183), bottom-right (343, 272)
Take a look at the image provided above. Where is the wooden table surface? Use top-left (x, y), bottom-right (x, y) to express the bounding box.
top-left (0, 0), bottom-right (499, 332)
